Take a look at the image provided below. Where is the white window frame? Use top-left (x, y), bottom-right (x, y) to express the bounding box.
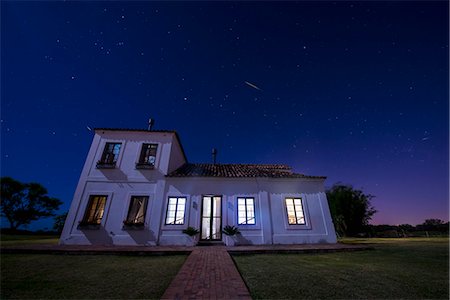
top-left (75, 191), bottom-right (114, 231)
top-left (282, 195), bottom-right (311, 230)
top-left (234, 195), bottom-right (261, 230)
top-left (164, 196), bottom-right (188, 226)
top-left (96, 140), bottom-right (126, 169)
top-left (122, 193), bottom-right (152, 228)
top-left (135, 142), bottom-right (161, 169)
top-left (237, 197), bottom-right (256, 225)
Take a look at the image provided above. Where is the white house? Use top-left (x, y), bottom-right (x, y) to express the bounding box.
top-left (60, 128), bottom-right (337, 246)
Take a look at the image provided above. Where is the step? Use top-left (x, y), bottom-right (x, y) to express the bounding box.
top-left (197, 241), bottom-right (225, 246)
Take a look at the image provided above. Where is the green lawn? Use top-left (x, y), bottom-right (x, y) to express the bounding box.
top-left (1, 234), bottom-right (59, 246)
top-left (233, 237), bottom-right (449, 299)
top-left (1, 254), bottom-right (187, 299)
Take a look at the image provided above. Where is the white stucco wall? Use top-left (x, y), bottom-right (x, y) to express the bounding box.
top-left (59, 130), bottom-right (185, 245)
top-left (60, 129), bottom-right (337, 246)
top-left (159, 177), bottom-right (337, 245)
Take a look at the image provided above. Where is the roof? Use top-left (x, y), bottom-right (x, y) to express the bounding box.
top-left (167, 163), bottom-right (326, 179)
top-left (94, 128), bottom-right (188, 163)
top-left (93, 128), bottom-right (326, 180)
top-left (94, 128), bottom-right (177, 134)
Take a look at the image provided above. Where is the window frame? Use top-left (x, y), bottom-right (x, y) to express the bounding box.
top-left (164, 196), bottom-right (187, 225)
top-left (282, 195), bottom-right (311, 230)
top-left (237, 197), bottom-right (256, 225)
top-left (78, 194), bottom-right (109, 229)
top-left (234, 195), bottom-right (261, 230)
top-left (123, 195), bottom-right (149, 227)
top-left (136, 143), bottom-right (159, 169)
top-left (97, 141), bottom-right (123, 168)
top-left (285, 197), bottom-right (306, 225)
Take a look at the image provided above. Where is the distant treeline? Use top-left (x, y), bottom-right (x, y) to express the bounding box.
top-left (363, 219), bottom-right (449, 238)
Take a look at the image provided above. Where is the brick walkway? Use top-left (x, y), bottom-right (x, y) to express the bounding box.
top-left (161, 246), bottom-right (251, 300)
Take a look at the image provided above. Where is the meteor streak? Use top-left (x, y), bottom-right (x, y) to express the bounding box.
top-left (244, 81), bottom-right (262, 91)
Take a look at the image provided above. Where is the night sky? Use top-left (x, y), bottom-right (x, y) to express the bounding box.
top-left (1, 1), bottom-right (448, 230)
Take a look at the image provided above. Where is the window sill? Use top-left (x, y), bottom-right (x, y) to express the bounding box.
top-left (285, 224), bottom-right (311, 230)
top-left (77, 223), bottom-right (101, 230)
top-left (135, 163), bottom-right (155, 170)
top-left (123, 223), bottom-right (145, 230)
top-left (237, 224), bottom-right (261, 230)
top-left (161, 224), bottom-right (187, 231)
top-left (96, 162), bottom-right (116, 169)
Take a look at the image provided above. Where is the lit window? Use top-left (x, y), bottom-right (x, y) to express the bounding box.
top-left (124, 196), bottom-right (149, 226)
top-left (285, 198), bottom-right (305, 225)
top-left (137, 144), bottom-right (158, 168)
top-left (97, 142), bottom-right (121, 168)
top-left (237, 197), bottom-right (256, 225)
top-left (82, 195), bottom-right (107, 225)
top-left (165, 197), bottom-right (186, 225)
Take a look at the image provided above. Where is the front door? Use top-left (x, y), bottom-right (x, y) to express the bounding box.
top-left (200, 195), bottom-right (222, 241)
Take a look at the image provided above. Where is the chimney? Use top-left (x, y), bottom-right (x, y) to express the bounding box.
top-left (212, 148), bottom-right (217, 164)
top-left (148, 118), bottom-right (154, 131)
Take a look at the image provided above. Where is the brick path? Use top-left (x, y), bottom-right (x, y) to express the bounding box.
top-left (161, 246), bottom-right (251, 300)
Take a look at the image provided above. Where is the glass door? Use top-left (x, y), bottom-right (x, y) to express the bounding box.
top-left (201, 195), bottom-right (222, 241)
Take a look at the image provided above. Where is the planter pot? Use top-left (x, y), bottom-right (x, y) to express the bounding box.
top-left (224, 235), bottom-right (237, 246)
top-left (186, 235), bottom-right (199, 246)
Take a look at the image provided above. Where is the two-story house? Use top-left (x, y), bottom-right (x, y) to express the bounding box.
top-left (59, 128), bottom-right (337, 246)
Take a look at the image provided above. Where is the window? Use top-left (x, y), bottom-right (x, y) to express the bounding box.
top-left (82, 195), bottom-right (107, 225)
top-left (285, 198), bottom-right (305, 225)
top-left (165, 197), bottom-right (186, 225)
top-left (124, 196), bottom-right (149, 226)
top-left (136, 144), bottom-right (158, 168)
top-left (97, 142), bottom-right (121, 167)
top-left (237, 197), bottom-right (256, 225)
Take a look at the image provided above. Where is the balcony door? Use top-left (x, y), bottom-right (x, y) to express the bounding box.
top-left (200, 195), bottom-right (222, 241)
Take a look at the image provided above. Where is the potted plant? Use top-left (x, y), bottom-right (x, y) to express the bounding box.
top-left (222, 225), bottom-right (240, 246)
top-left (182, 226), bottom-right (200, 246)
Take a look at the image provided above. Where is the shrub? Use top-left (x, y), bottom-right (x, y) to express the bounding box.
top-left (222, 225), bottom-right (240, 236)
top-left (182, 227), bottom-right (199, 236)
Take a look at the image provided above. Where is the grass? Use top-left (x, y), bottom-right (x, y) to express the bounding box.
top-left (1, 234), bottom-right (59, 246)
top-left (233, 237), bottom-right (449, 299)
top-left (1, 254), bottom-right (187, 299)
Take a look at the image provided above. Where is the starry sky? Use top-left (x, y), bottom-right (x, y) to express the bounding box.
top-left (1, 1), bottom-right (448, 230)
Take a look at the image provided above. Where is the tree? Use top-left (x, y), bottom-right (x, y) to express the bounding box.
top-left (0, 177), bottom-right (62, 230)
top-left (53, 212), bottom-right (68, 233)
top-left (417, 219), bottom-right (448, 232)
top-left (326, 184), bottom-right (377, 237)
top-left (398, 224), bottom-right (415, 237)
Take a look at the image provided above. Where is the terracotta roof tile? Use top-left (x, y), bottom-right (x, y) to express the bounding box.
top-left (167, 163), bottom-right (326, 179)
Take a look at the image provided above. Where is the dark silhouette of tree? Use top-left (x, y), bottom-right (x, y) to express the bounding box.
top-left (417, 219), bottom-right (448, 232)
top-left (423, 219), bottom-right (444, 226)
top-left (0, 177), bottom-right (62, 230)
top-left (53, 212), bottom-right (68, 233)
top-left (398, 224), bottom-right (415, 237)
top-left (326, 184), bottom-right (377, 237)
